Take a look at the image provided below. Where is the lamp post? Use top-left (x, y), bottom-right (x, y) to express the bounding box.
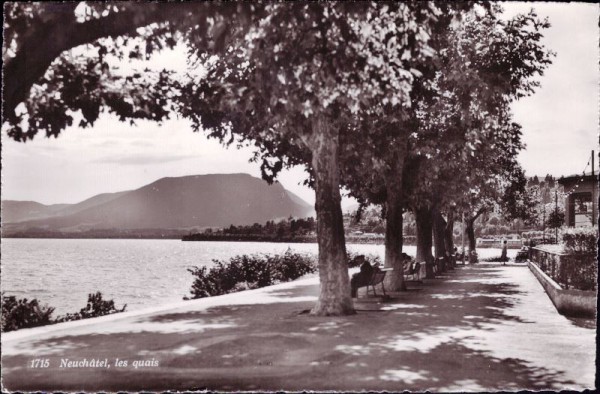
top-left (542, 201), bottom-right (545, 244)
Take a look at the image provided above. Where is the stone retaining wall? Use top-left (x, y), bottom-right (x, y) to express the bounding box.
top-left (528, 261), bottom-right (596, 317)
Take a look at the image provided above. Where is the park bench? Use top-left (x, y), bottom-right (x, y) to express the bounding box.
top-left (364, 270), bottom-right (388, 297)
top-left (356, 268), bottom-right (389, 298)
top-left (404, 261), bottom-right (422, 282)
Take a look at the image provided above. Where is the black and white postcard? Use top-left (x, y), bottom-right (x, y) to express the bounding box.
top-left (1, 2), bottom-right (597, 392)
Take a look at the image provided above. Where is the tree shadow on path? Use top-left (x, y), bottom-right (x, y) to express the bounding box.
top-left (2, 266), bottom-right (584, 391)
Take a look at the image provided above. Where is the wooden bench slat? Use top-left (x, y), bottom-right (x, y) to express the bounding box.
top-left (368, 272), bottom-right (386, 286)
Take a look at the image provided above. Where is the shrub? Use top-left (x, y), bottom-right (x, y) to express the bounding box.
top-left (1, 292), bottom-right (126, 332)
top-left (1, 294), bottom-right (55, 332)
top-left (555, 227), bottom-right (598, 291)
top-left (481, 255), bottom-right (508, 262)
top-left (547, 209), bottom-right (565, 230)
top-left (267, 252), bottom-right (316, 282)
top-left (561, 227), bottom-right (597, 255)
top-left (558, 255), bottom-right (597, 291)
top-left (55, 292), bottom-right (127, 322)
top-left (187, 250), bottom-right (316, 299)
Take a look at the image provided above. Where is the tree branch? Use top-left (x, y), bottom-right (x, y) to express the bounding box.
top-left (2, 2), bottom-right (249, 123)
top-left (471, 207), bottom-right (487, 222)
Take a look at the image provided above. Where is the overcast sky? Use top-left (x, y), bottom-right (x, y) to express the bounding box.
top-left (2, 2), bottom-right (598, 208)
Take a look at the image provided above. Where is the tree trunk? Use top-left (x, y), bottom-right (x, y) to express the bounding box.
top-left (384, 194), bottom-right (406, 291)
top-left (432, 208), bottom-right (447, 273)
top-left (466, 218), bottom-right (477, 264)
top-left (308, 118), bottom-right (354, 316)
top-left (416, 206), bottom-right (435, 278)
top-left (383, 146), bottom-right (408, 292)
top-left (444, 211), bottom-right (455, 269)
top-left (465, 208), bottom-right (485, 264)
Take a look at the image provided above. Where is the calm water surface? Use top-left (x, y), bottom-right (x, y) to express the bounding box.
top-left (1, 238), bottom-right (507, 315)
top-left (1, 239), bottom-right (386, 315)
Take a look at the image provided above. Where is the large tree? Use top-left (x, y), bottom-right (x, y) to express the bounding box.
top-left (404, 5), bottom-right (552, 267)
top-left (177, 2), bottom-right (441, 315)
top-left (2, 2), bottom-right (551, 314)
top-left (3, 2), bottom-right (442, 315)
top-left (341, 4), bottom-right (552, 281)
top-left (337, 3), bottom-right (477, 290)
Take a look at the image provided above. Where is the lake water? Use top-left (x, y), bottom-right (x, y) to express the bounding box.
top-left (1, 238), bottom-right (508, 315)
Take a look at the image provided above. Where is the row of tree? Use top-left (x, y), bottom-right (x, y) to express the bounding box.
top-left (220, 217), bottom-right (316, 237)
top-left (3, 2), bottom-right (552, 315)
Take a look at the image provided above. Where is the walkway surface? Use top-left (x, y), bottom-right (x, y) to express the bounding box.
top-left (2, 264), bottom-right (596, 392)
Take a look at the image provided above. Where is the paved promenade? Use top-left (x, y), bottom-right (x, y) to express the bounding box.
top-left (2, 264), bottom-right (596, 392)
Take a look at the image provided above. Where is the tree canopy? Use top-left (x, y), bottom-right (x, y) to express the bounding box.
top-left (177, 2), bottom-right (444, 314)
top-left (2, 2), bottom-right (553, 315)
top-left (2, 2), bottom-right (261, 140)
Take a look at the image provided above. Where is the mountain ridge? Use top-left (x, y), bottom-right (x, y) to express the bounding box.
top-left (2, 174), bottom-right (314, 236)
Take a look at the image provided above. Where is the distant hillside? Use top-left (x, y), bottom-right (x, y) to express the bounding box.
top-left (2, 174), bottom-right (314, 236)
top-left (1, 201), bottom-right (70, 223)
top-left (2, 191), bottom-right (129, 224)
top-left (56, 191), bottom-right (130, 217)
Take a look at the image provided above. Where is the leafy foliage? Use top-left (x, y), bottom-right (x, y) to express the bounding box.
top-left (1, 294), bottom-right (55, 332)
top-left (537, 250), bottom-right (597, 292)
top-left (3, 2), bottom-right (260, 141)
top-left (534, 227), bottom-right (598, 291)
top-left (3, 2), bottom-right (556, 312)
top-left (500, 167), bottom-right (538, 225)
top-left (55, 292), bottom-right (127, 323)
top-left (437, 7), bottom-right (551, 216)
top-left (557, 254), bottom-right (597, 291)
top-left (561, 227), bottom-right (597, 255)
top-left (1, 292), bottom-right (125, 332)
top-left (481, 255), bottom-right (510, 263)
top-left (406, 6), bottom-right (554, 258)
top-left (221, 217), bottom-right (315, 236)
top-left (186, 251), bottom-right (316, 299)
top-left (177, 2), bottom-right (449, 313)
top-left (338, 5), bottom-right (552, 269)
top-left (179, 2), bottom-right (440, 181)
top-left (547, 208), bottom-right (565, 230)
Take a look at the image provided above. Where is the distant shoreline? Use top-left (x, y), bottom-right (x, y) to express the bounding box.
top-left (182, 233), bottom-right (387, 244)
top-left (2, 233), bottom-right (386, 244)
top-left (2, 235), bottom-right (523, 248)
top-left (1, 234), bottom-right (184, 240)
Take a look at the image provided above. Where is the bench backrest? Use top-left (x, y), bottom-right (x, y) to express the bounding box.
top-left (404, 261), bottom-right (419, 274)
top-left (368, 271), bottom-right (386, 286)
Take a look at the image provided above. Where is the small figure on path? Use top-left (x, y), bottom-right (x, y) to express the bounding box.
top-left (501, 239), bottom-right (508, 264)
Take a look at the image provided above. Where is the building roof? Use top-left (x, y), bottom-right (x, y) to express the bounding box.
top-left (557, 173), bottom-right (598, 185)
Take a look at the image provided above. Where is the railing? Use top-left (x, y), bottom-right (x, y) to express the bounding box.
top-left (476, 239), bottom-right (523, 249)
top-left (531, 247), bottom-right (597, 291)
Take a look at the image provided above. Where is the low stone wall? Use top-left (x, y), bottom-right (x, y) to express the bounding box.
top-left (530, 246), bottom-right (597, 290)
top-left (528, 261), bottom-right (596, 317)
